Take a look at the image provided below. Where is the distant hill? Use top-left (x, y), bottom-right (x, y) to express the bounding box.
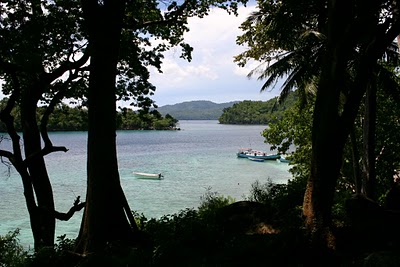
top-left (156, 100), bottom-right (239, 120)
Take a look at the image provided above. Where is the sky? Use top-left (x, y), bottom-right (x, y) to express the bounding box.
top-left (0, 4), bottom-right (284, 107)
top-left (143, 4), bottom-right (284, 107)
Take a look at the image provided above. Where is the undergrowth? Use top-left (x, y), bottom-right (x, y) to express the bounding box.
top-left (1, 180), bottom-right (311, 266)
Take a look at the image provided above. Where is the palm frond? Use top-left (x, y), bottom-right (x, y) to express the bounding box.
top-left (381, 41), bottom-right (400, 66)
top-left (299, 30), bottom-right (326, 42)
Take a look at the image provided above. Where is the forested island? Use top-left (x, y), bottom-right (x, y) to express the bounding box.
top-left (0, 99), bottom-right (178, 131)
top-left (218, 93), bottom-right (297, 124)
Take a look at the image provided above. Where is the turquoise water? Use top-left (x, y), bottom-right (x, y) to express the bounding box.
top-left (0, 120), bottom-right (291, 248)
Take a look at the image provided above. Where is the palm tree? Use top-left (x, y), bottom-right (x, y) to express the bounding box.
top-left (236, 0), bottom-right (400, 250)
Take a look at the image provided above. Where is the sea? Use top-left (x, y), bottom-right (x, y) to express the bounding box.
top-left (0, 120), bottom-right (291, 249)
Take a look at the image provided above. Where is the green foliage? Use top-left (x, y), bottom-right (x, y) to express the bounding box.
top-left (4, 185), bottom-right (306, 266)
top-left (262, 98), bottom-right (313, 180)
top-left (142, 209), bottom-right (210, 265)
top-left (0, 0), bottom-right (89, 108)
top-left (41, 105), bottom-right (88, 131)
top-left (374, 88), bottom-right (400, 198)
top-left (117, 108), bottom-right (178, 130)
top-left (235, 0), bottom-right (322, 102)
top-left (0, 229), bottom-right (28, 267)
top-left (261, 83), bottom-right (400, 224)
top-left (218, 93), bottom-right (297, 124)
top-left (0, 0), bottom-right (249, 125)
top-left (0, 101), bottom-right (178, 132)
top-left (28, 235), bottom-right (77, 267)
top-left (247, 179), bottom-right (305, 229)
top-left (131, 189), bottom-right (235, 265)
top-left (335, 85), bottom-right (400, 206)
top-left (137, 184), bottom-right (307, 265)
top-left (198, 188), bottom-right (236, 218)
top-left (260, 97), bottom-right (356, 225)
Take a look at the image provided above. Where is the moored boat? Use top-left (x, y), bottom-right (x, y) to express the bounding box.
top-left (133, 172), bottom-right (163, 179)
top-left (237, 148), bottom-right (280, 160)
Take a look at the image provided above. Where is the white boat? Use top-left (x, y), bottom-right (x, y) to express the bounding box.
top-left (133, 172), bottom-right (163, 179)
top-left (237, 148), bottom-right (281, 160)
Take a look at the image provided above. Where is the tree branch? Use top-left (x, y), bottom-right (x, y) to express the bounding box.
top-left (0, 74), bottom-right (24, 169)
top-left (0, 149), bottom-right (15, 162)
top-left (40, 71), bottom-right (81, 149)
top-left (23, 145), bottom-right (69, 167)
top-left (125, 0), bottom-right (190, 30)
top-left (53, 196), bottom-right (86, 221)
top-left (0, 72), bottom-right (38, 212)
top-left (42, 145), bottom-right (69, 155)
top-left (43, 49), bottom-right (90, 85)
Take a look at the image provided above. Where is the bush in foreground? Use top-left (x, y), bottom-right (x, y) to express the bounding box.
top-left (0, 229), bottom-right (28, 267)
top-left (1, 180), bottom-right (310, 266)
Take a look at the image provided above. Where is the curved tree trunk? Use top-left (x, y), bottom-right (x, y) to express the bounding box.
top-left (302, 55), bottom-right (346, 250)
top-left (0, 92), bottom-right (49, 251)
top-left (21, 89), bottom-right (56, 250)
top-left (302, 0), bottom-right (351, 249)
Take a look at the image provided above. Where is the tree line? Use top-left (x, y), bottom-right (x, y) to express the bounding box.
top-left (218, 93), bottom-right (297, 124)
top-left (0, 99), bottom-right (178, 131)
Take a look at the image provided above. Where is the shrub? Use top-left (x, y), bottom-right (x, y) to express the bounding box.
top-left (198, 188), bottom-right (235, 218)
top-left (0, 229), bottom-right (28, 267)
top-left (247, 178), bottom-right (305, 229)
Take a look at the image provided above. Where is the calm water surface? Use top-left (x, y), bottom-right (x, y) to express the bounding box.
top-left (0, 120), bottom-right (291, 248)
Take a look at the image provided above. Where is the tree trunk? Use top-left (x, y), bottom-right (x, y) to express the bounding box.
top-left (362, 82), bottom-right (377, 200)
top-left (350, 126), bottom-right (362, 194)
top-left (302, 69), bottom-right (346, 249)
top-left (302, 0), bottom-right (398, 250)
top-left (76, 0), bottom-right (137, 254)
top-left (21, 90), bottom-right (56, 250)
top-left (302, 0), bottom-right (352, 250)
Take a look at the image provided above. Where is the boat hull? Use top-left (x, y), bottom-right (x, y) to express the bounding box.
top-left (133, 172), bottom-right (162, 179)
top-left (248, 157), bottom-right (265, 162)
top-left (237, 153), bottom-right (281, 160)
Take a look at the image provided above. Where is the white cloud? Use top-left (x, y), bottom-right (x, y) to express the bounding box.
top-left (155, 61), bottom-right (217, 82)
top-left (150, 4), bottom-right (276, 106)
top-left (233, 60), bottom-right (264, 77)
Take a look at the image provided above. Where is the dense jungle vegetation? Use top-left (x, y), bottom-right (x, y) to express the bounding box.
top-left (0, 100), bottom-right (178, 131)
top-left (218, 93), bottom-right (297, 124)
